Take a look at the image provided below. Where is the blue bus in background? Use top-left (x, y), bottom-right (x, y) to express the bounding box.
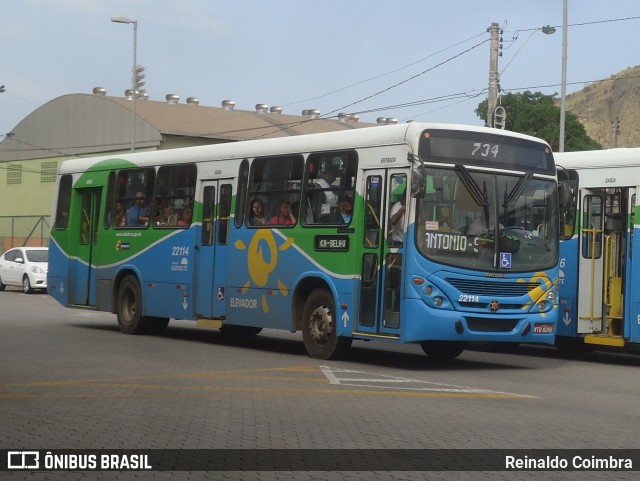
top-left (557, 148), bottom-right (640, 352)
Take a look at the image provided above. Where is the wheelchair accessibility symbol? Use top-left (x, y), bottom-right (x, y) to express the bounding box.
top-left (499, 252), bottom-right (512, 269)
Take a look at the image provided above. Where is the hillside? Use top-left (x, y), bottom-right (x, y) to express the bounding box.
top-left (565, 66), bottom-right (640, 148)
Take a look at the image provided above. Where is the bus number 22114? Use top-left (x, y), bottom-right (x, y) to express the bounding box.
top-left (172, 246), bottom-right (189, 256)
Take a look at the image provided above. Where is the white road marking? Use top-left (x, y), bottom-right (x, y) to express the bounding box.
top-left (319, 365), bottom-right (535, 397)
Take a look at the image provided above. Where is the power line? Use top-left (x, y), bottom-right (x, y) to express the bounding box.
top-left (506, 15), bottom-right (640, 34)
top-left (320, 38), bottom-right (490, 119)
top-left (282, 31), bottom-right (487, 107)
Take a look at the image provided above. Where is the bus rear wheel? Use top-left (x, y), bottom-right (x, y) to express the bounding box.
top-left (302, 289), bottom-right (351, 360)
top-left (117, 275), bottom-right (149, 334)
top-left (420, 341), bottom-right (465, 360)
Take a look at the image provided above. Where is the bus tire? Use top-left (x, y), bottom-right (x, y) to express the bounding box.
top-left (116, 275), bottom-right (146, 334)
top-left (420, 341), bottom-right (465, 360)
top-left (302, 288), bottom-right (352, 360)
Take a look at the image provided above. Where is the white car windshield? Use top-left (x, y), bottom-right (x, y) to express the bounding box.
top-left (26, 250), bottom-right (48, 262)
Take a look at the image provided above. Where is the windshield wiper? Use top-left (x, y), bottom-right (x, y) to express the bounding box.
top-left (504, 172), bottom-right (533, 207)
top-left (455, 164), bottom-right (488, 207)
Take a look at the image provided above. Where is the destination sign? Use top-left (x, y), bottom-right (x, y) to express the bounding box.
top-left (314, 235), bottom-right (349, 252)
top-left (419, 129), bottom-right (554, 175)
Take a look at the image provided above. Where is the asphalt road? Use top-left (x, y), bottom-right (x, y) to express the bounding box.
top-left (1, 287), bottom-right (639, 481)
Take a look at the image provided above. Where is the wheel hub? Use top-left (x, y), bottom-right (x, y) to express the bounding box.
top-left (309, 305), bottom-right (332, 345)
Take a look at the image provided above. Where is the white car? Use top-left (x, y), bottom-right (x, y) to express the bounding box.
top-left (0, 247), bottom-right (48, 293)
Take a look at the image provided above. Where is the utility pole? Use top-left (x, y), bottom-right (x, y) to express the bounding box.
top-left (611, 117), bottom-right (620, 148)
top-left (487, 23), bottom-right (501, 128)
top-left (559, 0), bottom-right (568, 152)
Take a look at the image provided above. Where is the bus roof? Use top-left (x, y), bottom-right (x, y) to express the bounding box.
top-left (556, 148), bottom-right (640, 170)
top-left (59, 122), bottom-right (551, 174)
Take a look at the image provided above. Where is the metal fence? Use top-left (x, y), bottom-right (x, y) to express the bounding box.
top-left (0, 215), bottom-right (51, 253)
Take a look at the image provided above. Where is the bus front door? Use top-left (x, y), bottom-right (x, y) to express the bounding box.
top-left (72, 187), bottom-right (101, 306)
top-left (357, 169), bottom-right (408, 337)
top-left (578, 187), bottom-right (631, 339)
top-left (194, 181), bottom-right (232, 318)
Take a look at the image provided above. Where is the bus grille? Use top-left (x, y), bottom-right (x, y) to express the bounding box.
top-left (446, 279), bottom-right (539, 297)
top-left (466, 317), bottom-right (519, 332)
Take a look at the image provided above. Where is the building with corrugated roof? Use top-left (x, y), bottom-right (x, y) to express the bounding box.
top-left (0, 89), bottom-right (371, 249)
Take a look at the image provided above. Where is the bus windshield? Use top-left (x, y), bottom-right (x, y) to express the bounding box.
top-left (415, 166), bottom-right (558, 272)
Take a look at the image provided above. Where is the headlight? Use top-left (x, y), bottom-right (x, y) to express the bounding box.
top-left (31, 266), bottom-right (44, 274)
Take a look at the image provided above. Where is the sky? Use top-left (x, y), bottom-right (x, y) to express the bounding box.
top-left (1, 0), bottom-right (639, 137)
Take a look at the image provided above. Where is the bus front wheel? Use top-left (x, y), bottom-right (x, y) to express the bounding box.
top-left (420, 341), bottom-right (465, 360)
top-left (117, 275), bottom-right (146, 334)
top-left (301, 289), bottom-right (351, 360)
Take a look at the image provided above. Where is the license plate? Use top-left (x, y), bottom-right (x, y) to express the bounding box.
top-left (533, 323), bottom-right (554, 334)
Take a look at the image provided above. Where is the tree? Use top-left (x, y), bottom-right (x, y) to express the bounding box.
top-left (476, 91), bottom-right (602, 151)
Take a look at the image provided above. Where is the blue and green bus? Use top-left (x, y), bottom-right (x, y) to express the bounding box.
top-left (48, 122), bottom-right (560, 360)
top-left (556, 148), bottom-right (640, 352)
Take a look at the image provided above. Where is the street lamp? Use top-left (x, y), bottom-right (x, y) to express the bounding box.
top-left (111, 16), bottom-right (138, 152)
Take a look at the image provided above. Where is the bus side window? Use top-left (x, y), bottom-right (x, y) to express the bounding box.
top-left (154, 164), bottom-right (196, 228)
top-left (202, 186), bottom-right (215, 246)
top-left (364, 175), bottom-right (382, 248)
top-left (582, 195), bottom-right (603, 259)
top-left (303, 151), bottom-right (357, 225)
top-left (55, 175), bottom-right (72, 230)
top-left (104, 171), bottom-right (116, 229)
top-left (116, 168), bottom-right (155, 229)
top-left (248, 155), bottom-right (303, 227)
top-left (218, 184), bottom-right (232, 245)
top-left (388, 174), bottom-right (407, 247)
top-left (235, 159), bottom-right (249, 228)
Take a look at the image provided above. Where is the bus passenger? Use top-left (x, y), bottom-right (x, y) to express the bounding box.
top-left (468, 211), bottom-right (503, 236)
top-left (178, 207), bottom-right (193, 226)
top-left (57, 210), bottom-right (69, 229)
top-left (270, 200), bottom-right (296, 225)
top-left (249, 198), bottom-right (266, 225)
top-left (127, 192), bottom-right (150, 227)
top-left (114, 201), bottom-right (126, 227)
top-left (336, 197), bottom-right (353, 224)
top-left (156, 204), bottom-right (175, 226)
top-left (316, 166), bottom-right (339, 206)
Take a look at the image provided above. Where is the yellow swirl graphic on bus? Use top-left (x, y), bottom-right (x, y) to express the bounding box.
top-left (234, 230), bottom-right (293, 313)
top-left (248, 230), bottom-right (278, 287)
